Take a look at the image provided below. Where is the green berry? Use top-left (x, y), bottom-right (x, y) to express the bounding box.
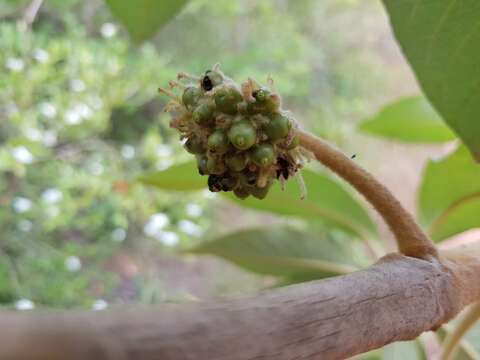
top-left (225, 153), bottom-right (247, 172)
top-left (202, 70), bottom-right (223, 91)
top-left (185, 136), bottom-right (205, 154)
top-left (207, 130), bottom-right (230, 154)
top-left (182, 86), bottom-right (201, 111)
top-left (253, 88), bottom-right (269, 102)
top-left (228, 119), bottom-right (256, 150)
top-left (233, 186), bottom-right (250, 199)
top-left (206, 157), bottom-right (225, 175)
top-left (281, 134), bottom-right (299, 150)
top-left (251, 144), bottom-right (275, 167)
top-left (214, 87), bottom-right (243, 114)
top-left (250, 185), bottom-right (270, 199)
top-left (248, 88), bottom-right (280, 115)
top-left (192, 100), bottom-right (215, 125)
top-left (264, 114), bottom-right (291, 141)
top-left (196, 155), bottom-right (208, 175)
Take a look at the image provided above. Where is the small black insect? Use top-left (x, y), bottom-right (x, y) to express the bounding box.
top-left (208, 175), bottom-right (223, 192)
top-left (351, 154), bottom-right (357, 159)
top-left (201, 71), bottom-right (213, 91)
top-left (276, 156), bottom-right (298, 180)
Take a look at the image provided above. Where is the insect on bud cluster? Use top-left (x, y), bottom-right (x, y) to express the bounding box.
top-left (159, 64), bottom-right (305, 200)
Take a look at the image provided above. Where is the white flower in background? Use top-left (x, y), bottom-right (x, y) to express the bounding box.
top-left (13, 197), bottom-right (32, 213)
top-left (100, 22), bottom-right (117, 38)
top-left (17, 220), bottom-right (33, 232)
top-left (121, 144), bottom-right (135, 159)
top-left (32, 48), bottom-right (49, 63)
top-left (64, 109), bottom-right (82, 125)
top-left (5, 57), bottom-right (24, 72)
top-left (185, 203), bottom-right (202, 218)
top-left (156, 231), bottom-right (179, 247)
top-left (39, 102), bottom-right (57, 118)
top-left (11, 146), bottom-right (34, 164)
top-left (64, 255), bottom-right (82, 272)
top-left (92, 299), bottom-right (108, 311)
top-left (25, 128), bottom-right (42, 142)
top-left (15, 299), bottom-right (34, 311)
top-left (70, 79), bottom-right (86, 92)
top-left (155, 159), bottom-right (173, 171)
top-left (42, 188), bottom-right (63, 204)
top-left (178, 220), bottom-right (203, 237)
top-left (74, 102), bottom-right (93, 119)
top-left (89, 161), bottom-right (104, 176)
top-left (111, 228), bottom-right (126, 242)
top-left (143, 213), bottom-right (170, 237)
top-left (156, 144), bottom-right (173, 157)
top-left (42, 130), bottom-right (57, 147)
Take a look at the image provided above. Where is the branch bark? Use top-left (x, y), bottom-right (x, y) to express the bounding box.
top-left (1, 251), bottom-right (479, 360)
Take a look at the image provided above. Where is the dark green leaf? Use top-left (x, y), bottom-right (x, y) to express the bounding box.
top-left (383, 0), bottom-right (480, 161)
top-left (190, 227), bottom-right (359, 280)
top-left (105, 0), bottom-right (188, 42)
top-left (139, 161), bottom-right (205, 191)
top-left (360, 96), bottom-right (455, 143)
top-left (227, 169), bottom-right (377, 240)
top-left (419, 146), bottom-right (480, 241)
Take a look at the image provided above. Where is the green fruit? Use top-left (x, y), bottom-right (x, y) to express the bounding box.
top-left (202, 70), bottom-right (223, 91)
top-left (196, 155), bottom-right (208, 175)
top-left (214, 87), bottom-right (243, 114)
top-left (207, 130), bottom-right (230, 154)
top-left (206, 157), bottom-right (225, 175)
top-left (253, 88), bottom-right (270, 102)
top-left (264, 114), bottom-right (291, 141)
top-left (184, 136), bottom-right (205, 154)
top-left (250, 185), bottom-right (270, 199)
top-left (225, 153), bottom-right (247, 172)
top-left (228, 119), bottom-right (256, 150)
top-left (248, 88), bottom-right (280, 115)
top-left (192, 100), bottom-right (215, 125)
top-left (182, 86), bottom-right (201, 110)
top-left (233, 186), bottom-right (250, 199)
top-left (251, 144), bottom-right (275, 167)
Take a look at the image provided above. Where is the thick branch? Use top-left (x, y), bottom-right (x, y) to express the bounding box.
top-left (298, 131), bottom-right (437, 258)
top-left (2, 253), bottom-right (479, 360)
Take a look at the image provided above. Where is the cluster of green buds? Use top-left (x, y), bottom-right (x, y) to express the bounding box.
top-left (159, 64), bottom-right (304, 200)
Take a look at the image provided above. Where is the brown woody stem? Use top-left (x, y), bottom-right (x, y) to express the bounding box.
top-left (298, 130), bottom-right (437, 258)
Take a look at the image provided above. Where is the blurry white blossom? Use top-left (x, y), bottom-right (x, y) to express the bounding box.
top-left (11, 146), bottom-right (34, 164)
top-left (13, 197), bottom-right (32, 213)
top-left (178, 220), bottom-right (203, 237)
top-left (64, 256), bottom-right (82, 272)
top-left (144, 213), bottom-right (170, 237)
top-left (42, 130), bottom-right (58, 147)
top-left (92, 299), bottom-right (108, 311)
top-left (156, 231), bottom-right (179, 246)
top-left (111, 228), bottom-right (127, 242)
top-left (185, 203), bottom-right (202, 218)
top-left (39, 102), bottom-right (57, 118)
top-left (64, 109), bottom-right (82, 125)
top-left (15, 299), bottom-right (34, 310)
top-left (100, 23), bottom-right (117, 38)
top-left (89, 161), bottom-right (104, 176)
top-left (5, 57), bottom-right (24, 72)
top-left (42, 188), bottom-right (63, 204)
top-left (70, 79), bottom-right (86, 92)
top-left (33, 48), bottom-right (49, 63)
top-left (156, 144), bottom-right (173, 157)
top-left (25, 128), bottom-right (42, 142)
top-left (121, 144), bottom-right (135, 159)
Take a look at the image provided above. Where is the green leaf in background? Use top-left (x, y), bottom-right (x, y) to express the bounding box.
top-left (105, 0), bottom-right (189, 42)
top-left (227, 169), bottom-right (377, 240)
top-left (142, 161), bottom-right (377, 240)
top-left (190, 227), bottom-right (359, 281)
top-left (382, 0), bottom-right (480, 161)
top-left (419, 146), bottom-right (480, 242)
top-left (139, 161), bottom-right (205, 191)
top-left (382, 340), bottom-right (426, 360)
top-left (360, 96), bottom-right (455, 143)
top-left (438, 326), bottom-right (480, 360)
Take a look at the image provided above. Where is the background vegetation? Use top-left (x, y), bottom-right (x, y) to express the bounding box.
top-left (1, 0), bottom-right (479, 358)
